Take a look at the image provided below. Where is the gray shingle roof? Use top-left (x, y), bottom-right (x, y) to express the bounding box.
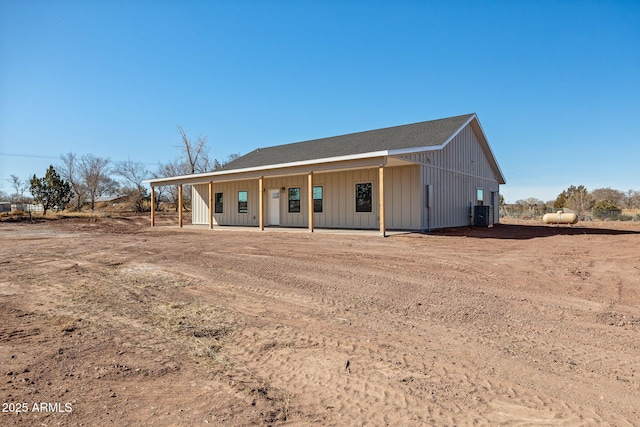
top-left (219, 113), bottom-right (475, 171)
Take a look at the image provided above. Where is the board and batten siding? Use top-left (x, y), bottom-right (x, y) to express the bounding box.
top-left (313, 166), bottom-right (419, 230)
top-left (192, 180), bottom-right (259, 226)
top-left (190, 122), bottom-right (500, 231)
top-left (383, 165), bottom-right (421, 230)
top-left (313, 168), bottom-right (378, 229)
top-left (262, 175), bottom-right (308, 228)
top-left (192, 184), bottom-right (209, 225)
top-left (191, 165), bottom-right (420, 230)
top-left (398, 122), bottom-right (500, 229)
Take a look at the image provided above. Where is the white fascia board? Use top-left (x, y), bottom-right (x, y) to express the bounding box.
top-left (471, 116), bottom-right (506, 184)
top-left (142, 172), bottom-right (215, 185)
top-left (386, 114), bottom-right (477, 157)
top-left (216, 150), bottom-right (390, 174)
top-left (442, 113), bottom-right (477, 149)
top-left (386, 113), bottom-right (506, 185)
top-left (387, 145), bottom-right (442, 157)
top-left (143, 150), bottom-right (390, 186)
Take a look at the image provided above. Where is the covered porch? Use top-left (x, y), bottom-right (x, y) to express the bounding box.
top-left (145, 154), bottom-right (418, 237)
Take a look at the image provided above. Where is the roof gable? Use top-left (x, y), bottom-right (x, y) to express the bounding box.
top-left (219, 113), bottom-right (475, 171)
top-left (144, 113), bottom-right (505, 186)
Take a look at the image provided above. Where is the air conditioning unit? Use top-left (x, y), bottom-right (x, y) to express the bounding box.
top-left (474, 205), bottom-right (493, 227)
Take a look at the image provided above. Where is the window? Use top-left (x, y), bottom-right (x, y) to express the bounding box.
top-left (238, 191), bottom-right (248, 213)
top-left (288, 187), bottom-right (301, 213)
top-left (313, 186), bottom-right (323, 213)
top-left (355, 183), bottom-right (372, 212)
top-left (214, 192), bottom-right (223, 213)
top-left (477, 188), bottom-right (484, 205)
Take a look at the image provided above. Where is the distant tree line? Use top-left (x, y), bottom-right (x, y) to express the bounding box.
top-left (2, 125), bottom-right (239, 214)
top-left (502, 186), bottom-right (640, 221)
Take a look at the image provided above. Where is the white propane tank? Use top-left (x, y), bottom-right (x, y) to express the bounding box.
top-left (543, 210), bottom-right (579, 224)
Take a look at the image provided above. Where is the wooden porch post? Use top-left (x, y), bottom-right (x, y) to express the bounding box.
top-left (259, 176), bottom-right (264, 230)
top-left (308, 171), bottom-right (314, 232)
top-left (379, 166), bottom-right (386, 237)
top-left (150, 185), bottom-right (155, 227)
top-left (178, 184), bottom-right (183, 228)
top-left (208, 181), bottom-right (214, 229)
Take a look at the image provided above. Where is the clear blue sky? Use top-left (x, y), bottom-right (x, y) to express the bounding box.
top-left (1, 0), bottom-right (638, 203)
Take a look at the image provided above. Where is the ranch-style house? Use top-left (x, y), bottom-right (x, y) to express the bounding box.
top-left (145, 113), bottom-right (506, 235)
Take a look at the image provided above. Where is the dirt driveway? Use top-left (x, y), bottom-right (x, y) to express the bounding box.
top-left (1, 215), bottom-right (639, 426)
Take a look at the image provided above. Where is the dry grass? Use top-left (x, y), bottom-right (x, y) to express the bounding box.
top-left (53, 315), bottom-right (90, 334)
top-left (151, 302), bottom-right (231, 366)
top-left (63, 261), bottom-right (234, 369)
top-left (0, 210), bottom-right (114, 221)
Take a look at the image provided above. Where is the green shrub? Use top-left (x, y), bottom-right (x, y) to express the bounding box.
top-left (593, 200), bottom-right (621, 220)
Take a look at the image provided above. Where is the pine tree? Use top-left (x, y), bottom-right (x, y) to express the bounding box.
top-left (30, 166), bottom-right (72, 215)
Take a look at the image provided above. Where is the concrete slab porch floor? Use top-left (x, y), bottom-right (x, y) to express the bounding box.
top-left (171, 224), bottom-right (413, 237)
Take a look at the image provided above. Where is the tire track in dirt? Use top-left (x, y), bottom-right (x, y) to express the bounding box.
top-left (169, 256), bottom-right (621, 425)
top-left (2, 219), bottom-right (639, 425)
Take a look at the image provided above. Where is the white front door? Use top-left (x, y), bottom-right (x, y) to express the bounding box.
top-left (269, 189), bottom-right (280, 226)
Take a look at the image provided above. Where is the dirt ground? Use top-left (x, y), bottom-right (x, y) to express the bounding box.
top-left (1, 214), bottom-right (639, 426)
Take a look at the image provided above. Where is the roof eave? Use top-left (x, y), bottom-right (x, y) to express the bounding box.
top-left (144, 150), bottom-right (390, 186)
top-left (144, 113), bottom-right (507, 186)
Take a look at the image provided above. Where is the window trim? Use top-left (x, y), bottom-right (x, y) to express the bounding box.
top-left (238, 190), bottom-right (248, 214)
top-left (313, 185), bottom-right (323, 213)
top-left (355, 182), bottom-right (373, 213)
top-left (214, 192), bottom-right (223, 214)
top-left (288, 187), bottom-right (301, 213)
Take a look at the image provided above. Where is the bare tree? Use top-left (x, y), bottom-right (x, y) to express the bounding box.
top-left (156, 127), bottom-right (240, 212)
top-left (10, 175), bottom-right (29, 205)
top-left (524, 197), bottom-right (545, 217)
top-left (213, 152), bottom-right (241, 170)
top-left (150, 164), bottom-right (172, 211)
top-left (591, 188), bottom-right (624, 207)
top-left (158, 159), bottom-right (190, 212)
top-left (177, 125), bottom-right (211, 174)
top-left (622, 189), bottom-right (640, 209)
top-left (80, 155), bottom-right (113, 211)
top-left (113, 160), bottom-right (149, 212)
top-left (564, 187), bottom-right (595, 218)
top-left (59, 152), bottom-right (87, 211)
